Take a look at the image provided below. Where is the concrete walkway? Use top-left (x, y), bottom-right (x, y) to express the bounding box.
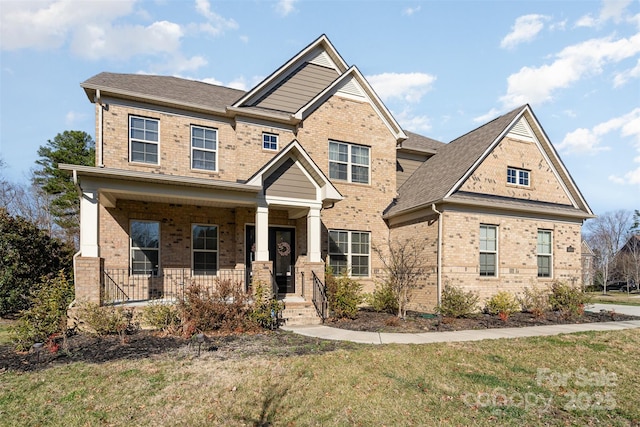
top-left (281, 303), bottom-right (640, 345)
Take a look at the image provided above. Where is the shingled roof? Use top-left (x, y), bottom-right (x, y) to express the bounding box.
top-left (81, 72), bottom-right (246, 113)
top-left (400, 131), bottom-right (445, 154)
top-left (385, 105), bottom-right (525, 217)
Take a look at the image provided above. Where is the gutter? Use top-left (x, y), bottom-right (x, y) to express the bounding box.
top-left (431, 203), bottom-right (443, 306)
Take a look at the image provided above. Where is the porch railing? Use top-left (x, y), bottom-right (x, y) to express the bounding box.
top-left (102, 268), bottom-right (246, 305)
top-left (312, 271), bottom-right (328, 322)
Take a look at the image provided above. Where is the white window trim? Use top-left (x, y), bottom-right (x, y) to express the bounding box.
top-left (262, 132), bottom-right (279, 151)
top-left (507, 166), bottom-right (530, 187)
top-left (191, 125), bottom-right (218, 172)
top-left (537, 229), bottom-right (553, 278)
top-left (130, 220), bottom-right (160, 276)
top-left (479, 224), bottom-right (498, 277)
top-left (328, 229), bottom-right (371, 278)
top-left (191, 223), bottom-right (219, 276)
top-left (129, 116), bottom-right (160, 165)
top-left (328, 140), bottom-right (370, 185)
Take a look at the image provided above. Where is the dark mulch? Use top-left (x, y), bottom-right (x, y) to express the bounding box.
top-left (327, 308), bottom-right (640, 333)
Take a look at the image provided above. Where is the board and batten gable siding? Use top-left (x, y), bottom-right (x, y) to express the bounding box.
top-left (255, 63), bottom-right (339, 113)
top-left (396, 151), bottom-right (429, 189)
top-left (264, 158), bottom-right (316, 200)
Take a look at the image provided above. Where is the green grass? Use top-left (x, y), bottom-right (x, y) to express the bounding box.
top-left (588, 291), bottom-right (640, 306)
top-left (1, 329), bottom-right (639, 426)
top-left (0, 319), bottom-right (13, 346)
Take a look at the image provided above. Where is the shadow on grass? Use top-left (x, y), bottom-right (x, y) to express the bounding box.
top-left (237, 380), bottom-right (297, 427)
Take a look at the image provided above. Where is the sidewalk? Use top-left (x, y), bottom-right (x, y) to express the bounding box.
top-left (281, 304), bottom-right (640, 345)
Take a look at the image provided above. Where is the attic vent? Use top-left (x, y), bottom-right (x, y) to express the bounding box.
top-left (309, 50), bottom-right (334, 69)
top-left (337, 78), bottom-right (365, 98)
top-left (508, 118), bottom-right (534, 142)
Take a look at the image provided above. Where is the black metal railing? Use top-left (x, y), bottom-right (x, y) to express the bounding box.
top-left (103, 270), bottom-right (129, 303)
top-left (312, 271), bottom-right (328, 321)
top-left (270, 270), bottom-right (278, 300)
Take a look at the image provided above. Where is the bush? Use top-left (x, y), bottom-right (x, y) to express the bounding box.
top-left (518, 285), bottom-right (550, 318)
top-left (326, 269), bottom-right (363, 319)
top-left (367, 281), bottom-right (398, 314)
top-left (549, 281), bottom-right (591, 320)
top-left (141, 301), bottom-right (180, 333)
top-left (249, 281), bottom-right (284, 329)
top-left (10, 271), bottom-right (74, 351)
top-left (435, 284), bottom-right (479, 318)
top-left (485, 291), bottom-right (520, 320)
top-left (178, 279), bottom-right (257, 336)
top-left (78, 302), bottom-right (138, 340)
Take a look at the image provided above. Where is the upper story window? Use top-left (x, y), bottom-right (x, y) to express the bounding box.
top-left (328, 230), bottom-right (370, 277)
top-left (479, 224), bottom-right (497, 277)
top-left (191, 126), bottom-right (217, 171)
top-left (263, 133), bottom-right (278, 151)
top-left (537, 230), bottom-right (553, 278)
top-left (329, 141), bottom-right (370, 184)
top-left (192, 224), bottom-right (218, 275)
top-left (130, 116), bottom-right (159, 164)
top-left (130, 220), bottom-right (160, 276)
top-left (507, 167), bottom-right (529, 186)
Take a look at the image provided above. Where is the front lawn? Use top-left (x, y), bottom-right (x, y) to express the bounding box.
top-left (588, 291), bottom-right (640, 306)
top-left (1, 328), bottom-right (638, 426)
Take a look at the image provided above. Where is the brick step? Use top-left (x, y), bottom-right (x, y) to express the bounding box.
top-left (280, 303), bottom-right (322, 326)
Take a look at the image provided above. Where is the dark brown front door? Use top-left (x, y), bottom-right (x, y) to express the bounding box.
top-left (270, 227), bottom-right (295, 294)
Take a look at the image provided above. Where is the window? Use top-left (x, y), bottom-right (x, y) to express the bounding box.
top-left (191, 126), bottom-right (217, 171)
top-left (329, 141), bottom-right (369, 184)
top-left (130, 116), bottom-right (159, 164)
top-left (192, 224), bottom-right (218, 275)
top-left (263, 133), bottom-right (278, 151)
top-left (328, 230), bottom-right (370, 277)
top-left (130, 221), bottom-right (159, 275)
top-left (537, 230), bottom-right (552, 278)
top-left (479, 224), bottom-right (497, 277)
top-left (507, 167), bottom-right (529, 186)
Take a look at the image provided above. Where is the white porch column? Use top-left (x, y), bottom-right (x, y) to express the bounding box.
top-left (307, 206), bottom-right (321, 263)
top-left (255, 204), bottom-right (269, 262)
top-left (80, 187), bottom-right (100, 257)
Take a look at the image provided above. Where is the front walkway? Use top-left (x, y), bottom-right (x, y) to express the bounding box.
top-left (281, 304), bottom-right (640, 345)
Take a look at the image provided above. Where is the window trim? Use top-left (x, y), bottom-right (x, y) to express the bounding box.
top-left (507, 167), bottom-right (530, 187)
top-left (537, 229), bottom-right (553, 278)
top-left (129, 115), bottom-right (160, 165)
top-left (191, 125), bottom-right (218, 172)
top-left (328, 229), bottom-right (371, 278)
top-left (479, 224), bottom-right (498, 277)
top-left (328, 140), bottom-right (370, 185)
top-left (130, 220), bottom-right (160, 276)
top-left (191, 223), bottom-right (219, 276)
top-left (262, 132), bottom-right (278, 151)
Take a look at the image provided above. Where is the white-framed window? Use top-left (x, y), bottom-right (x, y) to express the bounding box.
top-left (328, 230), bottom-right (370, 277)
top-left (329, 141), bottom-right (370, 184)
top-left (262, 133), bottom-right (278, 151)
top-left (130, 116), bottom-right (159, 164)
top-left (192, 224), bottom-right (218, 275)
top-left (191, 126), bottom-right (217, 171)
top-left (479, 224), bottom-right (497, 277)
top-left (130, 220), bottom-right (160, 275)
top-left (537, 230), bottom-right (553, 278)
top-left (507, 167), bottom-right (530, 186)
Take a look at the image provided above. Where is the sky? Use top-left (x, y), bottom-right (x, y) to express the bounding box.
top-left (0, 0), bottom-right (639, 217)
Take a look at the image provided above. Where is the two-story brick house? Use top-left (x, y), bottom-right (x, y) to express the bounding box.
top-left (62, 35), bottom-right (593, 323)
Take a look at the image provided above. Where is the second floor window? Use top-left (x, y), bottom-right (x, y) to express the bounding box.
top-left (263, 133), bottom-right (278, 151)
top-left (507, 167), bottom-right (529, 186)
top-left (191, 126), bottom-right (217, 171)
top-left (329, 141), bottom-right (369, 184)
top-left (130, 116), bottom-right (159, 164)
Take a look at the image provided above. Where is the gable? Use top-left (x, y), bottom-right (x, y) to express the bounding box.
top-left (264, 158), bottom-right (316, 200)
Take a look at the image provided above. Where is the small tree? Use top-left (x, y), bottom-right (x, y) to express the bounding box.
top-left (373, 236), bottom-right (426, 319)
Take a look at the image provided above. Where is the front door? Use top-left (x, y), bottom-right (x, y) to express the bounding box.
top-left (270, 227), bottom-right (295, 294)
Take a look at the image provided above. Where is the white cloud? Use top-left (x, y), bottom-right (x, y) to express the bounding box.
top-left (194, 0), bottom-right (239, 36)
top-left (473, 108), bottom-right (502, 124)
top-left (403, 6), bottom-right (421, 16)
top-left (65, 110), bottom-right (86, 126)
top-left (393, 109), bottom-right (432, 133)
top-left (613, 58), bottom-right (640, 86)
top-left (275, 0), bottom-right (297, 17)
top-left (576, 0), bottom-right (633, 27)
top-left (367, 72), bottom-right (436, 103)
top-left (500, 14), bottom-right (550, 49)
top-left (499, 33), bottom-right (640, 108)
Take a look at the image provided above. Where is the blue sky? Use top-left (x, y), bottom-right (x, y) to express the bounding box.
top-left (1, 0), bottom-right (639, 216)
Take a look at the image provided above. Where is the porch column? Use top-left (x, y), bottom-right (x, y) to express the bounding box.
top-left (307, 206), bottom-right (321, 263)
top-left (255, 204), bottom-right (269, 262)
top-left (80, 187), bottom-right (100, 257)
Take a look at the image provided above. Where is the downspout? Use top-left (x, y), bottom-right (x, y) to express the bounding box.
top-left (431, 203), bottom-right (443, 306)
top-left (94, 90), bottom-right (104, 167)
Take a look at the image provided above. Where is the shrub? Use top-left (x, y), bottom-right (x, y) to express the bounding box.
top-left (435, 284), bottom-right (479, 318)
top-left (10, 271), bottom-right (74, 351)
top-left (141, 301), bottom-right (180, 333)
top-left (326, 269), bottom-right (363, 319)
top-left (549, 281), bottom-right (591, 320)
top-left (178, 279), bottom-right (257, 336)
top-left (78, 302), bottom-right (138, 341)
top-left (485, 291), bottom-right (520, 320)
top-left (367, 281), bottom-right (398, 314)
top-left (518, 285), bottom-right (550, 318)
top-left (249, 281), bottom-right (284, 329)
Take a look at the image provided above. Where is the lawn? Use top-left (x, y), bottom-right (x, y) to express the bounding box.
top-left (1, 328), bottom-right (638, 426)
top-left (588, 291), bottom-right (640, 306)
